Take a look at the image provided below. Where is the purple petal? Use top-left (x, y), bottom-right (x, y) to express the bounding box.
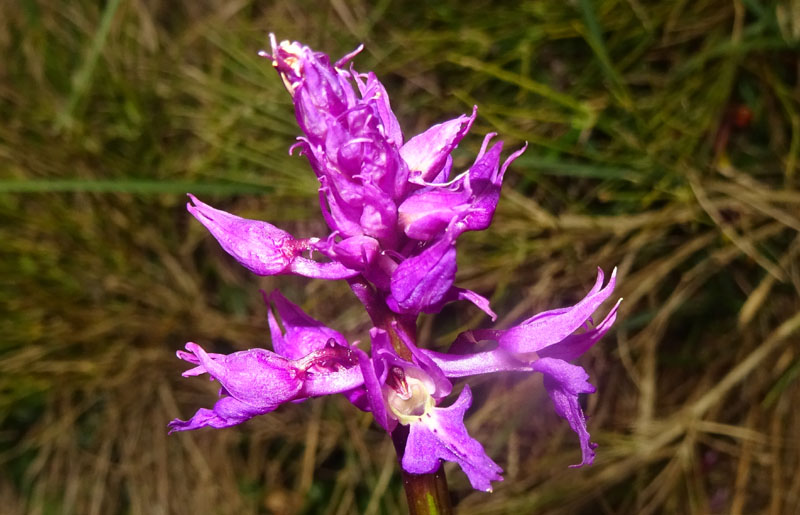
top-left (401, 107), bottom-right (477, 184)
top-left (530, 357), bottom-right (597, 467)
top-left (431, 287), bottom-right (498, 321)
top-left (300, 348), bottom-right (364, 397)
top-left (313, 234), bottom-right (380, 271)
top-left (187, 194), bottom-right (294, 276)
top-left (266, 290), bottom-right (350, 360)
top-left (421, 348), bottom-right (530, 378)
top-left (402, 385), bottom-right (503, 492)
top-left (168, 395), bottom-right (275, 433)
top-left (353, 345), bottom-right (395, 432)
top-left (289, 256), bottom-right (361, 279)
top-left (359, 180), bottom-right (399, 246)
top-left (397, 185), bottom-right (471, 241)
top-left (498, 268), bottom-right (617, 354)
top-left (354, 71), bottom-right (403, 148)
top-left (460, 137), bottom-right (504, 231)
top-left (341, 386), bottom-right (370, 412)
top-left (178, 342), bottom-right (303, 410)
top-left (187, 194), bottom-right (358, 280)
top-left (388, 234), bottom-right (457, 314)
top-left (540, 298), bottom-right (621, 362)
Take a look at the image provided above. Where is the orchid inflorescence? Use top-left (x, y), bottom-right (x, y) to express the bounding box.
top-left (169, 35), bottom-right (620, 493)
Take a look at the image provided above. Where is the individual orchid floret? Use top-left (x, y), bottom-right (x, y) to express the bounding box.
top-left (168, 343), bottom-right (302, 432)
top-left (387, 138), bottom-right (526, 316)
top-left (397, 134), bottom-right (527, 241)
top-left (169, 337), bottom-right (363, 432)
top-left (187, 194), bottom-right (358, 280)
top-left (358, 328), bottom-right (502, 491)
top-left (430, 268), bottom-right (620, 467)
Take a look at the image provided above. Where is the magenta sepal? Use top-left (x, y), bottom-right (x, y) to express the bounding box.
top-left (397, 135), bottom-right (526, 241)
top-left (421, 347), bottom-right (530, 378)
top-left (265, 290), bottom-right (350, 360)
top-left (428, 287), bottom-right (498, 321)
top-left (312, 234), bottom-right (380, 271)
top-left (401, 107), bottom-right (477, 184)
top-left (353, 70), bottom-right (404, 149)
top-left (491, 267), bottom-right (617, 355)
top-left (353, 346), bottom-right (395, 433)
top-left (539, 298), bottom-right (621, 362)
top-left (187, 194), bottom-right (359, 280)
top-left (187, 194), bottom-right (294, 275)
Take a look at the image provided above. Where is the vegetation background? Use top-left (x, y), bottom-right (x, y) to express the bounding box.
top-left (2, 0), bottom-right (799, 513)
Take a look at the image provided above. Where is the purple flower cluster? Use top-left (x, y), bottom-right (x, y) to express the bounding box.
top-left (169, 36), bottom-right (620, 492)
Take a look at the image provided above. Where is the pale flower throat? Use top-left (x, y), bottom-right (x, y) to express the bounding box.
top-left (384, 366), bottom-right (436, 425)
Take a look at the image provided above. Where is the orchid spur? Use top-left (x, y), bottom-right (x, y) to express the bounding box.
top-left (170, 35), bottom-right (620, 505)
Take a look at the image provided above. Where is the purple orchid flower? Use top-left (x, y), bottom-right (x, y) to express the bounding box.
top-left (171, 35), bottom-right (622, 495)
top-left (425, 268), bottom-right (621, 467)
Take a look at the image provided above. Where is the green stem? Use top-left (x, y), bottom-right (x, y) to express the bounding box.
top-left (400, 465), bottom-right (453, 515)
top-left (392, 426), bottom-right (453, 515)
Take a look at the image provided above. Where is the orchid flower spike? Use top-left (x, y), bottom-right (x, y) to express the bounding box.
top-left (171, 35), bottom-right (621, 496)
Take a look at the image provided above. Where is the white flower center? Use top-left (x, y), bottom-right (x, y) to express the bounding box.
top-left (384, 366), bottom-right (435, 425)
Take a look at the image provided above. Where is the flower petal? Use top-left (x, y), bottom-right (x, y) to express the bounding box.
top-left (168, 395), bottom-right (275, 433)
top-left (402, 385), bottom-right (503, 492)
top-left (497, 267), bottom-right (617, 354)
top-left (388, 232), bottom-right (457, 314)
top-left (421, 348), bottom-right (529, 378)
top-left (178, 343), bottom-right (303, 410)
top-left (353, 344), bottom-right (395, 432)
top-left (187, 194), bottom-right (294, 276)
top-left (188, 194), bottom-right (358, 280)
top-left (461, 138), bottom-right (526, 232)
top-left (530, 357), bottom-right (597, 467)
top-left (266, 290), bottom-right (350, 360)
top-left (397, 185), bottom-right (471, 241)
top-left (539, 298), bottom-right (621, 362)
top-left (401, 107), bottom-right (477, 184)
top-left (353, 71), bottom-right (403, 148)
top-left (300, 349), bottom-right (364, 397)
top-left (430, 287), bottom-right (497, 321)
top-left (313, 234), bottom-right (380, 271)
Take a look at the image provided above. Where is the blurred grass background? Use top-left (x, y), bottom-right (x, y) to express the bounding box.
top-left (1, 0), bottom-right (799, 513)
